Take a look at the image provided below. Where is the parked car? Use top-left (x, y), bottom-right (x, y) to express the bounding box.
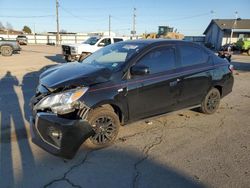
top-left (30, 39), bottom-right (234, 159)
top-left (62, 36), bottom-right (125, 62)
top-left (0, 37), bottom-right (21, 56)
top-left (16, 35), bottom-right (28, 45)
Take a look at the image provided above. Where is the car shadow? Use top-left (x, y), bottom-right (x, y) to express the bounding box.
top-left (45, 54), bottom-right (67, 64)
top-left (231, 61), bottom-right (250, 72)
top-left (41, 147), bottom-right (205, 188)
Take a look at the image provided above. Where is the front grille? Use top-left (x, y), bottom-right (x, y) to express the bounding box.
top-left (62, 45), bottom-right (71, 55)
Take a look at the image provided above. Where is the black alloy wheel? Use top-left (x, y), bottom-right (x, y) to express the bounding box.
top-left (89, 116), bottom-right (118, 145)
top-left (84, 106), bottom-right (120, 149)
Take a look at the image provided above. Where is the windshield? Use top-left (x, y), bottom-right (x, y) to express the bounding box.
top-left (83, 36), bottom-right (100, 45)
top-left (80, 42), bottom-right (146, 71)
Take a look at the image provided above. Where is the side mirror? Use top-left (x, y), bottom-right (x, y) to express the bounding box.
top-left (131, 65), bottom-right (149, 76)
top-left (98, 42), bottom-right (105, 47)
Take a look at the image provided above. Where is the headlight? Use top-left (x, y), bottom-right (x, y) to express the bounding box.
top-left (70, 46), bottom-right (77, 51)
top-left (34, 87), bottom-right (88, 115)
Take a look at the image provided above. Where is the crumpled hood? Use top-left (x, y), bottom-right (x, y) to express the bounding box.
top-left (39, 62), bottom-right (112, 89)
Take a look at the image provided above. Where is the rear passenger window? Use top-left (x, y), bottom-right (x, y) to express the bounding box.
top-left (114, 38), bottom-right (123, 43)
top-left (179, 45), bottom-right (208, 67)
top-left (137, 47), bottom-right (176, 74)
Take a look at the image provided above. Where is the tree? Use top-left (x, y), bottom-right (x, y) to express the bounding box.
top-left (6, 22), bottom-right (13, 30)
top-left (22, 26), bottom-right (32, 34)
top-left (0, 21), bottom-right (5, 29)
top-left (60, 29), bottom-right (67, 33)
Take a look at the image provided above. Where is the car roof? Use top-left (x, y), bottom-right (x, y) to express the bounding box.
top-left (121, 39), bottom-right (193, 45)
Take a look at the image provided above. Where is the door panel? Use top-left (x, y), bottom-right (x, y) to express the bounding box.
top-left (127, 71), bottom-right (181, 120)
top-left (176, 44), bottom-right (212, 109)
top-left (177, 67), bottom-right (212, 108)
top-left (126, 46), bottom-right (180, 120)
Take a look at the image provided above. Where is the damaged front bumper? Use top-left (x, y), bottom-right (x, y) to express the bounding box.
top-left (30, 112), bottom-right (95, 159)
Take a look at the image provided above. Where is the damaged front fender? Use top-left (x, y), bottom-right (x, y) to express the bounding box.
top-left (30, 112), bottom-right (95, 159)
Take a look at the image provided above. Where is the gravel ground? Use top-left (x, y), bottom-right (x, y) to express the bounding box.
top-left (0, 45), bottom-right (250, 188)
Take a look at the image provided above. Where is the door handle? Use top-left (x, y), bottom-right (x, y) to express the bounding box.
top-left (170, 78), bottom-right (181, 87)
top-left (118, 87), bottom-right (128, 96)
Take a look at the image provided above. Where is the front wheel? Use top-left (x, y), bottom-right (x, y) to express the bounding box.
top-left (83, 107), bottom-right (120, 149)
top-left (65, 55), bottom-right (71, 62)
top-left (201, 88), bottom-right (221, 114)
top-left (78, 52), bottom-right (91, 62)
top-left (1, 46), bottom-right (13, 56)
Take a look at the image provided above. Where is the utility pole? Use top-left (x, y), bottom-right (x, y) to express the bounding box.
top-left (56, 0), bottom-right (60, 46)
top-left (34, 23), bottom-right (37, 44)
top-left (230, 11), bottom-right (238, 44)
top-left (131, 8), bottom-right (136, 39)
top-left (109, 15), bottom-right (111, 36)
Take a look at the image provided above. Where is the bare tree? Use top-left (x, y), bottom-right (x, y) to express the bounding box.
top-left (60, 29), bottom-right (67, 33)
top-left (0, 21), bottom-right (5, 29)
top-left (6, 22), bottom-right (13, 30)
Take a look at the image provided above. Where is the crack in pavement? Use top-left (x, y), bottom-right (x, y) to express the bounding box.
top-left (117, 126), bottom-right (159, 143)
top-left (132, 136), bottom-right (163, 188)
top-left (219, 115), bottom-right (226, 128)
top-left (45, 178), bottom-right (81, 188)
top-left (43, 151), bottom-right (93, 188)
top-left (241, 94), bottom-right (250, 98)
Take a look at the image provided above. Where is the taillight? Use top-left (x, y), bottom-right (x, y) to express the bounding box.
top-left (229, 64), bottom-right (234, 73)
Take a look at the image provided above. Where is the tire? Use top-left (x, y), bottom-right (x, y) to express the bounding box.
top-left (65, 55), bottom-right (72, 62)
top-left (1, 46), bottom-right (13, 56)
top-left (201, 88), bottom-right (221, 114)
top-left (247, 49), bottom-right (250, 56)
top-left (83, 106), bottom-right (120, 149)
top-left (79, 52), bottom-right (91, 62)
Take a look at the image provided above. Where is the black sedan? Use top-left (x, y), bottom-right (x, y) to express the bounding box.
top-left (30, 39), bottom-right (234, 159)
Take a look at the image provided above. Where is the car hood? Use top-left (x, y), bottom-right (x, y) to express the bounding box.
top-left (39, 62), bottom-right (112, 90)
top-left (67, 43), bottom-right (83, 48)
top-left (68, 43), bottom-right (91, 48)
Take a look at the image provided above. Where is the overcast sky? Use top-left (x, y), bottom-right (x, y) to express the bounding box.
top-left (0, 0), bottom-right (249, 36)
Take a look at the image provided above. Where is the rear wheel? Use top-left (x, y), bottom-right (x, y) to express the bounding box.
top-left (83, 107), bottom-right (120, 149)
top-left (1, 46), bottom-right (13, 56)
top-left (201, 88), bottom-right (221, 114)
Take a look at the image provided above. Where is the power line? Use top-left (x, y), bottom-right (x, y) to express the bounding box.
top-left (59, 4), bottom-right (107, 22)
top-left (137, 11), bottom-right (213, 25)
top-left (0, 15), bottom-right (55, 18)
top-left (59, 4), bottom-right (80, 20)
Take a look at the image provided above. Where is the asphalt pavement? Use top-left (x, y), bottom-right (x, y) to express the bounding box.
top-left (0, 45), bottom-right (250, 188)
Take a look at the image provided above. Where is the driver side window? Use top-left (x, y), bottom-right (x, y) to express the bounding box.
top-left (136, 47), bottom-right (176, 74)
top-left (98, 38), bottom-right (111, 47)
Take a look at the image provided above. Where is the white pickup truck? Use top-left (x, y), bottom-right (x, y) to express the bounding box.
top-left (62, 36), bottom-right (124, 62)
